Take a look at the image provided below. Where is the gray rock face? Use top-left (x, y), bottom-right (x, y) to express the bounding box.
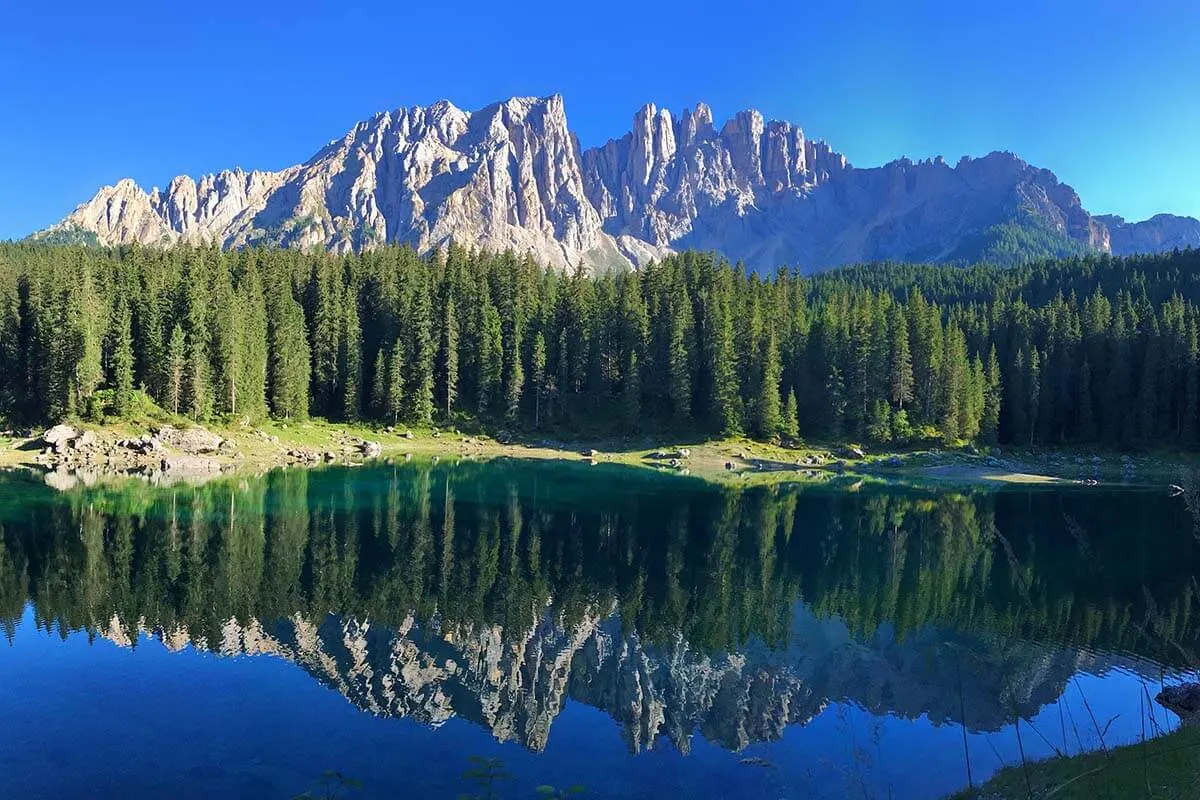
top-left (1097, 214), bottom-right (1200, 256)
top-left (40, 96), bottom-right (1199, 273)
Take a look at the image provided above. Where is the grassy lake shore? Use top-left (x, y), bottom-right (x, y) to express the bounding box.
top-left (950, 723), bottom-right (1200, 800)
top-left (3, 414), bottom-right (1197, 489)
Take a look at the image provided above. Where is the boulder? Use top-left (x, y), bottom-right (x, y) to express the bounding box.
top-left (1157, 682), bottom-right (1200, 719)
top-left (73, 430), bottom-right (98, 450)
top-left (42, 424), bottom-right (78, 448)
top-left (154, 425), bottom-right (223, 454)
top-left (360, 441), bottom-right (382, 458)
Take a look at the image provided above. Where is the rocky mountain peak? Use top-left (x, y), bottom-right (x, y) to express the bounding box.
top-left (37, 94), bottom-right (1199, 272)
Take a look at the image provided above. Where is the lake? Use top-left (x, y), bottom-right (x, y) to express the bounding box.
top-left (1, 460), bottom-right (1197, 799)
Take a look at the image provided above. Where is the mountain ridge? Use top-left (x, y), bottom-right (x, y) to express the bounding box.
top-left (38, 94), bottom-right (1200, 272)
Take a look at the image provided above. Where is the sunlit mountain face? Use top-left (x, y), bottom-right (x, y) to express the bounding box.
top-left (1, 462), bottom-right (1197, 798)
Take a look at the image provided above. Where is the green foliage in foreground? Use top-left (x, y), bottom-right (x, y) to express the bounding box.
top-left (1, 241), bottom-right (1200, 450)
top-left (952, 723), bottom-right (1200, 800)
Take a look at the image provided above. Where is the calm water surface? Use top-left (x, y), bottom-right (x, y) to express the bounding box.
top-left (1, 461), bottom-right (1198, 799)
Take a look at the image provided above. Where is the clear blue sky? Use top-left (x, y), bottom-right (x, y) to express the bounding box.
top-left (2, 0), bottom-right (1198, 240)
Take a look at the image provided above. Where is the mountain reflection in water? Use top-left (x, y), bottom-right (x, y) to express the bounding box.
top-left (1, 461), bottom-right (1197, 797)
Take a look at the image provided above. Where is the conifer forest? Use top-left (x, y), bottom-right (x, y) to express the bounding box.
top-left (3, 241), bottom-right (1199, 449)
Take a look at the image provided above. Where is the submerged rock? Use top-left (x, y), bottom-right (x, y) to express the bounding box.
top-left (1157, 682), bottom-right (1200, 720)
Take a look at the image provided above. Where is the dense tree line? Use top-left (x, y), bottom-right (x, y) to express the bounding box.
top-left (1, 241), bottom-right (1199, 448)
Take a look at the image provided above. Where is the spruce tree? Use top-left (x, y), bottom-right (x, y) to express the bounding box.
top-left (405, 263), bottom-right (435, 425)
top-left (783, 389), bottom-right (800, 440)
top-left (236, 259), bottom-right (269, 421)
top-left (339, 285), bottom-right (362, 420)
top-left (755, 326), bottom-right (783, 438)
top-left (111, 297), bottom-right (135, 417)
top-left (703, 267), bottom-right (740, 435)
top-left (385, 343), bottom-right (405, 424)
top-left (982, 345), bottom-right (1002, 444)
top-left (531, 331), bottom-right (547, 428)
top-left (267, 287), bottom-right (310, 420)
top-left (888, 304), bottom-right (914, 410)
top-left (166, 325), bottom-right (186, 415)
top-left (666, 275), bottom-right (694, 425)
top-left (478, 300), bottom-right (502, 416)
top-left (437, 286), bottom-right (459, 419)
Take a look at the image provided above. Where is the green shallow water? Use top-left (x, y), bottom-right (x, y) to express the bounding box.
top-left (0, 461), bottom-right (1197, 799)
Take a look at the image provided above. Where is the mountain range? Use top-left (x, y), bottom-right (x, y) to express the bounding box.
top-left (37, 95), bottom-right (1200, 273)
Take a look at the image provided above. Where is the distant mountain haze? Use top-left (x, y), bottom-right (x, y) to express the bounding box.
top-left (38, 95), bottom-right (1200, 273)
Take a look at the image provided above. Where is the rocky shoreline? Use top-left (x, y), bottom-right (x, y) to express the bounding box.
top-left (15, 423), bottom-right (385, 489)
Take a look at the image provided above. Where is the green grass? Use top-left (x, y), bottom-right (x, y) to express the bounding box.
top-left (952, 725), bottom-right (1200, 800)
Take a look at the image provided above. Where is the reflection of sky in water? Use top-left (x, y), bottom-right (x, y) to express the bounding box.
top-left (1, 605), bottom-right (1186, 800)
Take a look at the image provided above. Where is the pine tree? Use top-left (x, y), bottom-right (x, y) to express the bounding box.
top-left (1028, 348), bottom-right (1041, 445)
top-left (937, 326), bottom-right (968, 442)
top-left (621, 350), bottom-right (641, 428)
top-left (531, 331), bottom-right (547, 428)
top-left (181, 258), bottom-right (212, 420)
top-left (405, 263), bottom-right (435, 425)
top-left (437, 286), bottom-right (458, 419)
top-left (266, 286), bottom-right (309, 420)
top-left (826, 366), bottom-right (846, 437)
top-left (888, 304), bottom-right (914, 410)
top-left (237, 259), bottom-right (269, 421)
top-left (667, 275), bottom-right (694, 425)
top-left (385, 343), bottom-right (405, 424)
top-left (371, 346), bottom-right (388, 418)
top-left (111, 297), bottom-right (135, 417)
top-left (477, 296), bottom-right (503, 416)
top-left (308, 261), bottom-right (342, 418)
top-left (67, 262), bottom-right (105, 416)
top-left (982, 345), bottom-right (1002, 444)
top-left (339, 284), bottom-right (362, 420)
top-left (703, 267), bottom-right (740, 435)
top-left (783, 389), bottom-right (800, 440)
top-left (210, 256), bottom-right (239, 416)
top-left (166, 325), bottom-right (186, 415)
top-left (1184, 316), bottom-right (1200, 445)
top-left (755, 326), bottom-right (783, 438)
top-left (867, 399), bottom-right (892, 444)
top-left (1078, 359), bottom-right (1097, 442)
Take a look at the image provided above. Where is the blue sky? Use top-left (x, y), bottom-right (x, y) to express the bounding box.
top-left (2, 0), bottom-right (1198, 240)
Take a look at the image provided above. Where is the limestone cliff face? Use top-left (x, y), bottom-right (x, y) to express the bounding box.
top-left (101, 606), bottom-right (1114, 754)
top-left (41, 96), bottom-right (1197, 273)
top-left (48, 97), bottom-right (622, 272)
top-left (1097, 214), bottom-right (1200, 256)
